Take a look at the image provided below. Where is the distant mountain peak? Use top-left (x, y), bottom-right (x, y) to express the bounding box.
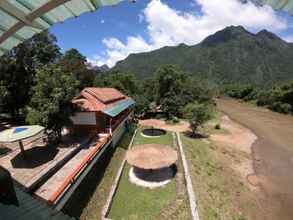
top-left (92, 64), bottom-right (109, 73)
top-left (256, 29), bottom-right (283, 41)
top-left (112, 25), bottom-right (293, 84)
top-left (201, 25), bottom-right (251, 46)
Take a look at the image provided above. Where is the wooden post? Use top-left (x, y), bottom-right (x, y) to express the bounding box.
top-left (18, 140), bottom-right (26, 158)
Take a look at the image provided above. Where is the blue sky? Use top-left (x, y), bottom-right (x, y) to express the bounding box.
top-left (50, 0), bottom-right (293, 67)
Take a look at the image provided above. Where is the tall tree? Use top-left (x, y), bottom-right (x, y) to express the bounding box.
top-left (26, 65), bottom-right (79, 139)
top-left (59, 49), bottom-right (95, 89)
top-left (94, 71), bottom-right (140, 96)
top-left (94, 71), bottom-right (150, 116)
top-left (0, 31), bottom-right (61, 118)
top-left (183, 102), bottom-right (213, 136)
top-left (154, 65), bottom-right (187, 118)
top-left (154, 65), bottom-right (186, 103)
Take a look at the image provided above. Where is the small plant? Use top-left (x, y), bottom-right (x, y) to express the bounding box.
top-left (171, 116), bottom-right (180, 124)
top-left (183, 102), bottom-right (213, 137)
top-left (215, 123), bottom-right (221, 130)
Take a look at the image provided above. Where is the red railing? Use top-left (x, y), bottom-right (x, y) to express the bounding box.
top-left (48, 135), bottom-right (109, 204)
top-left (48, 110), bottom-right (132, 204)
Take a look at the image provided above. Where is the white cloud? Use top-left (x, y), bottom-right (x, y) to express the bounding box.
top-left (100, 19), bottom-right (105, 24)
top-left (88, 0), bottom-right (288, 67)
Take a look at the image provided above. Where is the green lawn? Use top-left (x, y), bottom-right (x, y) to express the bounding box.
top-left (108, 164), bottom-right (176, 220)
top-left (133, 127), bottom-right (173, 146)
top-left (108, 126), bottom-right (177, 220)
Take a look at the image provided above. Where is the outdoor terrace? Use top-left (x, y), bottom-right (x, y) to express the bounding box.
top-left (35, 133), bottom-right (110, 206)
top-left (0, 133), bottom-right (91, 191)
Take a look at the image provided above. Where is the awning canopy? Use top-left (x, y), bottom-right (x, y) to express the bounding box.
top-left (0, 0), bottom-right (124, 56)
top-left (253, 0), bottom-right (293, 15)
top-left (102, 98), bottom-right (135, 117)
top-left (126, 144), bottom-right (178, 170)
top-left (0, 125), bottom-right (44, 143)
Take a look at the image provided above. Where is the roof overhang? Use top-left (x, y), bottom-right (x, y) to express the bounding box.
top-left (252, 0), bottom-right (293, 15)
top-left (102, 99), bottom-right (135, 117)
top-left (0, 0), bottom-right (124, 56)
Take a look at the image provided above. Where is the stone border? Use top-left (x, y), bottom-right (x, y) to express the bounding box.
top-left (101, 129), bottom-right (137, 220)
top-left (140, 131), bottom-right (166, 138)
top-left (176, 132), bottom-right (200, 220)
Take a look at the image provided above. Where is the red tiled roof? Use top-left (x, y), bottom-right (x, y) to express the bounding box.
top-left (72, 87), bottom-right (129, 112)
top-left (84, 88), bottom-right (125, 103)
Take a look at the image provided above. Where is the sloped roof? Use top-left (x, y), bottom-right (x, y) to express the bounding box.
top-left (0, 0), bottom-right (124, 56)
top-left (126, 144), bottom-right (178, 170)
top-left (84, 87), bottom-right (125, 104)
top-left (72, 87), bottom-right (133, 113)
top-left (253, 0), bottom-right (293, 15)
top-left (0, 183), bottom-right (74, 220)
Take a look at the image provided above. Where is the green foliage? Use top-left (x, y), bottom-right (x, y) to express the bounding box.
top-left (94, 71), bottom-right (151, 117)
top-left (94, 71), bottom-right (139, 96)
top-left (59, 48), bottom-right (95, 89)
top-left (26, 65), bottom-right (79, 138)
top-left (183, 102), bottom-right (213, 134)
top-left (0, 81), bottom-right (8, 110)
top-left (225, 81), bottom-right (293, 114)
top-left (223, 84), bottom-right (256, 100)
top-left (215, 123), bottom-right (221, 130)
top-left (171, 116), bottom-right (180, 124)
top-left (0, 31), bottom-right (61, 118)
top-left (154, 65), bottom-right (185, 101)
top-left (152, 65), bottom-right (215, 119)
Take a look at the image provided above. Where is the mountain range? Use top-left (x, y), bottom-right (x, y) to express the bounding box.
top-left (112, 26), bottom-right (293, 85)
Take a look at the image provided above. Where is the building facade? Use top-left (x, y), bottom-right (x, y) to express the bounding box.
top-left (71, 88), bottom-right (135, 143)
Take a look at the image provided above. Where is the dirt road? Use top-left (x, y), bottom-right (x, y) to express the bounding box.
top-left (218, 98), bottom-right (293, 220)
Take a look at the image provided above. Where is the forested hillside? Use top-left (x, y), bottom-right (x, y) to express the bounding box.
top-left (113, 26), bottom-right (293, 85)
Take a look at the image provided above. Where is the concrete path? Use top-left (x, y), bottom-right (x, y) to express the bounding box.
top-left (176, 132), bottom-right (200, 220)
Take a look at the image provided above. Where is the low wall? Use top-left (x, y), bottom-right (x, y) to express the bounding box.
top-left (176, 132), bottom-right (200, 220)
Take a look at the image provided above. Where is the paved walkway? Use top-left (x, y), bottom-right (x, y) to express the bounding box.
top-left (176, 132), bottom-right (200, 220)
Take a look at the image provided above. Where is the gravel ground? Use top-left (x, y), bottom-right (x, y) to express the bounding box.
top-left (218, 98), bottom-right (293, 220)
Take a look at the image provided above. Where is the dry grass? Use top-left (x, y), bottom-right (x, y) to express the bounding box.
top-left (181, 133), bottom-right (259, 220)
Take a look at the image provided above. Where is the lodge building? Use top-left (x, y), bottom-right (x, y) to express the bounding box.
top-left (71, 87), bottom-right (135, 146)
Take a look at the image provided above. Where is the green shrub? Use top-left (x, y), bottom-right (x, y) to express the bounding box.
top-left (183, 102), bottom-right (213, 135)
top-left (214, 123), bottom-right (221, 130)
top-left (171, 116), bottom-right (180, 124)
top-left (269, 102), bottom-right (292, 114)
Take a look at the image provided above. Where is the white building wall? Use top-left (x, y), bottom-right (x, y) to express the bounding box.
top-left (112, 117), bottom-right (129, 147)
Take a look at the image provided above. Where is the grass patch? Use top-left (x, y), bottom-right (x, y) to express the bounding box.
top-left (62, 131), bottom-right (134, 219)
top-left (181, 134), bottom-right (257, 220)
top-left (108, 164), bottom-right (176, 220)
top-left (108, 126), bottom-right (176, 219)
top-left (134, 127), bottom-right (173, 146)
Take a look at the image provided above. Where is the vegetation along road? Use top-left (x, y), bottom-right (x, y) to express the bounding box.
top-left (218, 98), bottom-right (293, 220)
